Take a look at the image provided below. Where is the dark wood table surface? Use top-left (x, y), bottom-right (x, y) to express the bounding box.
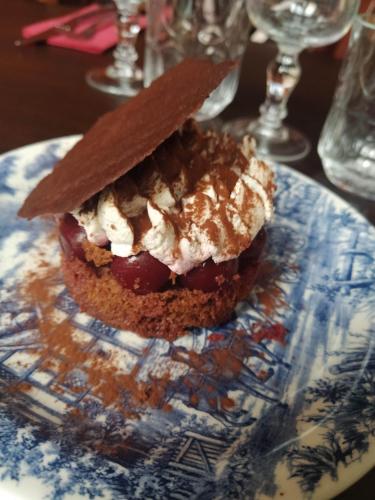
top-left (1, 1), bottom-right (374, 498)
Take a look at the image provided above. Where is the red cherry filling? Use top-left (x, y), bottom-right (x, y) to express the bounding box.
top-left (59, 213), bottom-right (87, 261)
top-left (237, 228), bottom-right (267, 288)
top-left (239, 228), bottom-right (267, 269)
top-left (111, 252), bottom-right (171, 295)
top-left (180, 258), bottom-right (239, 293)
top-left (239, 261), bottom-right (261, 290)
top-left (59, 213), bottom-right (267, 295)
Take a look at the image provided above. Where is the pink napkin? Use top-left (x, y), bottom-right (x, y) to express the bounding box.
top-left (21, 3), bottom-right (145, 55)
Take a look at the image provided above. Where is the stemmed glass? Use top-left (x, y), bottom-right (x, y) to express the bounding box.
top-left (227, 0), bottom-right (359, 162)
top-left (86, 0), bottom-right (143, 96)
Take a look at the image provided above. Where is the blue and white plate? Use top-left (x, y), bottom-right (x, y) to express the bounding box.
top-left (0, 137), bottom-right (374, 500)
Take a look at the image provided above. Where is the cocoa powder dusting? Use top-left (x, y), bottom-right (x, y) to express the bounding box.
top-left (7, 238), bottom-right (287, 423)
top-left (254, 261), bottom-right (287, 317)
top-left (98, 122), bottom-right (273, 259)
top-left (168, 318), bottom-right (287, 412)
top-left (15, 261), bottom-right (172, 419)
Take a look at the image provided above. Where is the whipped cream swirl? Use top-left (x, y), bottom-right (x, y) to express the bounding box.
top-left (72, 132), bottom-right (274, 275)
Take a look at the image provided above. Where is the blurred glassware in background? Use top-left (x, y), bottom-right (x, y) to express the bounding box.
top-left (144, 0), bottom-right (250, 121)
top-left (86, 0), bottom-right (143, 96)
top-left (318, 12), bottom-right (375, 200)
top-left (226, 0), bottom-right (359, 162)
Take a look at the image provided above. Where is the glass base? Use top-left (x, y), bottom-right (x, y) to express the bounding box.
top-left (86, 66), bottom-right (143, 97)
top-left (224, 118), bottom-right (311, 163)
top-left (323, 160), bottom-right (375, 201)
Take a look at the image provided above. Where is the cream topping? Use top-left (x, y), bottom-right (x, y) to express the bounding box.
top-left (72, 132), bottom-right (274, 274)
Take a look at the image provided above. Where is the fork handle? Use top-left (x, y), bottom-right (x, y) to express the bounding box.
top-left (14, 26), bottom-right (69, 47)
top-left (15, 5), bottom-right (115, 47)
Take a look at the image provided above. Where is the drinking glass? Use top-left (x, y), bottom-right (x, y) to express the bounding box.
top-left (318, 12), bottom-right (375, 200)
top-left (143, 0), bottom-right (250, 121)
top-left (227, 0), bottom-right (359, 162)
top-left (86, 0), bottom-right (143, 96)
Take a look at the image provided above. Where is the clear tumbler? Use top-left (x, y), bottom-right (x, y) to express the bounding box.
top-left (318, 12), bottom-right (375, 200)
top-left (143, 0), bottom-right (249, 122)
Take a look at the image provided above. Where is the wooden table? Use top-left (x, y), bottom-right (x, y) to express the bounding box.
top-left (1, 1), bottom-right (374, 498)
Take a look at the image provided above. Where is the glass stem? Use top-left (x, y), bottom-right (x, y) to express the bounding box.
top-left (113, 3), bottom-right (141, 79)
top-left (257, 48), bottom-right (301, 138)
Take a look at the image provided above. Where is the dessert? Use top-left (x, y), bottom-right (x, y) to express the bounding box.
top-left (19, 58), bottom-right (275, 341)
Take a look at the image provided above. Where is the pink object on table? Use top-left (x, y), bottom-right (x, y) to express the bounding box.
top-left (21, 3), bottom-right (146, 54)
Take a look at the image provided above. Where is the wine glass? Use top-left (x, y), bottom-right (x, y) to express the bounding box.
top-left (227, 0), bottom-right (359, 162)
top-left (86, 0), bottom-right (143, 96)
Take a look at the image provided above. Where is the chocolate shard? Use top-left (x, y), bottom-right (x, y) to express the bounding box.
top-left (18, 58), bottom-right (236, 219)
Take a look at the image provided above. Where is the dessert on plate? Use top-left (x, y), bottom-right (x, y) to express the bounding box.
top-left (19, 59), bottom-right (275, 340)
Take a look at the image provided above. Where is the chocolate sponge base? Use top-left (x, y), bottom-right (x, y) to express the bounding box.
top-left (62, 255), bottom-right (254, 341)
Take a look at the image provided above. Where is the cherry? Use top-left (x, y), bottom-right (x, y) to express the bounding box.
top-left (180, 258), bottom-right (239, 293)
top-left (239, 228), bottom-right (267, 269)
top-left (59, 213), bottom-right (87, 261)
top-left (239, 261), bottom-right (262, 289)
top-left (238, 229), bottom-right (266, 288)
top-left (111, 252), bottom-right (171, 295)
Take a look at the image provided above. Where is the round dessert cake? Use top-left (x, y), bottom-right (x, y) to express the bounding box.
top-left (58, 122), bottom-right (273, 340)
top-left (18, 59), bottom-right (274, 341)
top-left (60, 240), bottom-right (264, 341)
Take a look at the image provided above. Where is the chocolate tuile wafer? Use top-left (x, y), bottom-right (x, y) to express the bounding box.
top-left (18, 58), bottom-right (236, 219)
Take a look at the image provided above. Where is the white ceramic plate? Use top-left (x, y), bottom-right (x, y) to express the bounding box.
top-left (0, 137), bottom-right (374, 499)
